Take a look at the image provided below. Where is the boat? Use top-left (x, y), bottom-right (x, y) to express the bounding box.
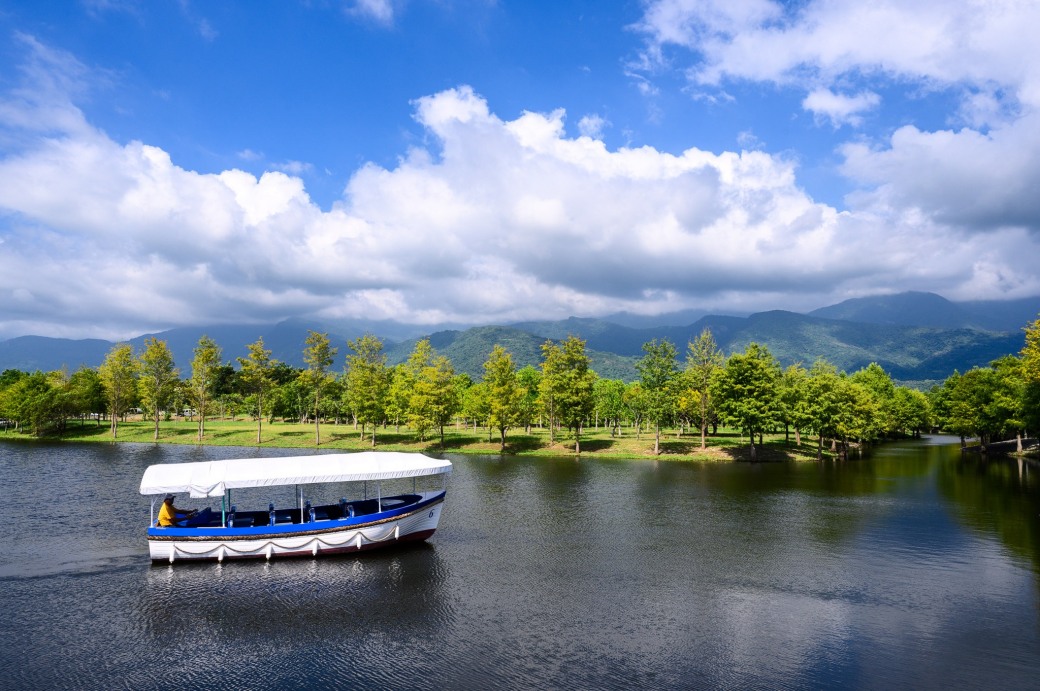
top-left (139, 451), bottom-right (451, 563)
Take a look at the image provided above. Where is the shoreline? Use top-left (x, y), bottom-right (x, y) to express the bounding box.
top-left (1, 419), bottom-right (828, 463)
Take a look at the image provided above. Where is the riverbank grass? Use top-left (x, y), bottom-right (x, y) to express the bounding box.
top-left (9, 418), bottom-right (824, 462)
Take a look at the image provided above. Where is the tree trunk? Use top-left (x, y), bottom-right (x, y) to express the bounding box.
top-left (654, 423), bottom-right (661, 455)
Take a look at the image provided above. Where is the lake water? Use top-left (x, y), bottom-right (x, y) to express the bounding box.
top-left (2, 437), bottom-right (1039, 689)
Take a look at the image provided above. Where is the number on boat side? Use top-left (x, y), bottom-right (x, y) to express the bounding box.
top-left (429, 510), bottom-right (434, 518)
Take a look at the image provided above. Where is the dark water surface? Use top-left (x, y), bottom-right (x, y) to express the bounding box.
top-left (2, 437), bottom-right (1039, 689)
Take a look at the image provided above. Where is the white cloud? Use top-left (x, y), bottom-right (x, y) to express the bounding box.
top-left (347, 0), bottom-right (397, 26)
top-left (802, 88), bottom-right (880, 127)
top-left (636, 0), bottom-right (1040, 106)
top-left (840, 113), bottom-right (1040, 233)
top-left (633, 0), bottom-right (1040, 249)
top-left (1, 39), bottom-right (1038, 340)
top-left (578, 114), bottom-right (610, 139)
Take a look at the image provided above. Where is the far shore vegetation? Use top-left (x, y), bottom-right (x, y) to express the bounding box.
top-left (2, 315), bottom-right (1039, 462)
top-left (4, 415), bottom-right (826, 462)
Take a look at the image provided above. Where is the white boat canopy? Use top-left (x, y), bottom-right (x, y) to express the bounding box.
top-left (139, 452), bottom-right (452, 499)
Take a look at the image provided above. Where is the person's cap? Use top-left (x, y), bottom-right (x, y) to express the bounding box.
top-left (164, 494), bottom-right (175, 501)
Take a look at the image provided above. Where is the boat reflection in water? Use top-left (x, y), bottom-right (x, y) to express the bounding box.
top-left (140, 452), bottom-right (450, 562)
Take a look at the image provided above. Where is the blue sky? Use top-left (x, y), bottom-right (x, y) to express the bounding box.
top-left (1, 0), bottom-right (1038, 340)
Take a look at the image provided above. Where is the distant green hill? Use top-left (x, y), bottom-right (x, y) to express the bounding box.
top-left (387, 325), bottom-right (638, 381)
top-left (2, 291), bottom-right (1035, 384)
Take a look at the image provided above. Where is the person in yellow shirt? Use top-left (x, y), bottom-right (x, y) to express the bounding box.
top-left (157, 494), bottom-right (198, 527)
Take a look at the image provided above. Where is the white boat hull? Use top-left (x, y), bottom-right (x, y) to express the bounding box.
top-left (148, 498), bottom-right (444, 563)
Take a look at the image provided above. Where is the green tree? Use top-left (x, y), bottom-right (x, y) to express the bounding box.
top-left (805, 361), bottom-right (843, 460)
top-left (712, 343), bottom-right (782, 461)
top-left (2, 371), bottom-right (58, 436)
top-left (516, 365), bottom-right (541, 434)
top-left (384, 364), bottom-right (411, 432)
top-left (779, 363), bottom-right (811, 445)
top-left (891, 386), bottom-right (931, 437)
top-left (138, 337), bottom-right (179, 441)
top-left (46, 366), bottom-right (75, 434)
top-left (483, 345), bottom-right (523, 451)
top-left (302, 331), bottom-right (338, 446)
top-left (1021, 315), bottom-right (1040, 432)
top-left (943, 367), bottom-right (1005, 448)
top-left (850, 362), bottom-right (897, 436)
top-left (594, 377), bottom-right (626, 437)
top-left (463, 381), bottom-right (491, 438)
top-left (425, 354), bottom-right (460, 448)
top-left (69, 366), bottom-right (106, 427)
top-left (405, 339), bottom-right (435, 442)
top-left (99, 343), bottom-right (139, 439)
top-left (237, 338), bottom-right (278, 444)
top-left (344, 334), bottom-right (389, 446)
top-left (636, 339), bottom-right (679, 455)
top-left (624, 381), bottom-right (645, 438)
top-left (685, 328), bottom-right (724, 449)
top-left (540, 336), bottom-right (596, 453)
top-left (188, 335), bottom-right (222, 441)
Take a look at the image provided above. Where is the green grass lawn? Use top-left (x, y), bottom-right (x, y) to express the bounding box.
top-left (11, 416), bottom-right (826, 462)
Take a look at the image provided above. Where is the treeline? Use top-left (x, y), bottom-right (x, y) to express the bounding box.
top-left (2, 315), bottom-right (1038, 458)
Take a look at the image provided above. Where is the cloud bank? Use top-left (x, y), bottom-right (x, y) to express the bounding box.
top-left (1, 18), bottom-right (1039, 340)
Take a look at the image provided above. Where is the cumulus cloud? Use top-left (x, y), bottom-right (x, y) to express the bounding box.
top-left (578, 114), bottom-right (610, 139)
top-left (635, 0), bottom-right (1040, 103)
top-left (802, 88), bottom-right (880, 128)
top-left (633, 0), bottom-right (1040, 241)
top-left (346, 0), bottom-right (397, 26)
top-left (0, 40), bottom-right (1038, 340)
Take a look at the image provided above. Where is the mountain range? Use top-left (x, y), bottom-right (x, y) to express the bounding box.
top-left (2, 292), bottom-right (1036, 386)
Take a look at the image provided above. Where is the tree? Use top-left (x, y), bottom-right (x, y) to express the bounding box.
top-left (99, 343), bottom-right (139, 439)
top-left (344, 334), bottom-right (389, 446)
top-left (237, 338), bottom-right (278, 444)
top-left (941, 367), bottom-right (1004, 448)
top-left (423, 353), bottom-right (460, 448)
top-left (636, 339), bottom-right (679, 455)
top-left (483, 345), bottom-right (523, 451)
top-left (850, 363), bottom-right (898, 436)
top-left (2, 371), bottom-right (58, 436)
top-left (47, 366), bottom-right (75, 434)
top-left (685, 328), bottom-right (724, 449)
top-left (891, 386), bottom-right (931, 438)
top-left (805, 361), bottom-right (843, 460)
top-left (385, 364), bottom-right (412, 433)
top-left (463, 381), bottom-right (491, 438)
top-left (711, 343), bottom-right (782, 461)
top-left (1021, 314), bottom-right (1040, 432)
top-left (188, 335), bottom-right (222, 442)
top-left (516, 365), bottom-right (541, 434)
top-left (540, 336), bottom-right (596, 453)
top-left (302, 331), bottom-right (338, 446)
top-left (402, 339), bottom-right (434, 441)
top-left (990, 355), bottom-right (1026, 451)
top-left (138, 337), bottom-right (179, 441)
top-left (779, 363), bottom-right (811, 445)
top-left (594, 378), bottom-right (626, 437)
top-left (69, 366), bottom-right (106, 427)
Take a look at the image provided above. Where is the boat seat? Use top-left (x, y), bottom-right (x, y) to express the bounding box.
top-left (230, 516), bottom-right (254, 528)
top-left (312, 509), bottom-right (329, 521)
